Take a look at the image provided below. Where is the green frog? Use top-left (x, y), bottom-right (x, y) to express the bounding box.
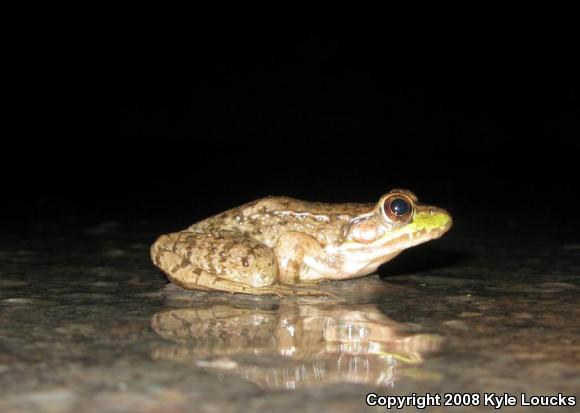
top-left (150, 189), bottom-right (452, 295)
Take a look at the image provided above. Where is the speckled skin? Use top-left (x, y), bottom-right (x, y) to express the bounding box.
top-left (151, 190), bottom-right (452, 296)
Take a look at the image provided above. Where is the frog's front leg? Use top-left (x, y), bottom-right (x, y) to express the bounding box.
top-left (275, 231), bottom-right (325, 285)
top-left (150, 231), bottom-right (325, 296)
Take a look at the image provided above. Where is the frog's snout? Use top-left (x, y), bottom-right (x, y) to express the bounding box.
top-left (429, 207), bottom-right (452, 238)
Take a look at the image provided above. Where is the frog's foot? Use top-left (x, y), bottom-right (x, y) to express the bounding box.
top-left (264, 284), bottom-right (338, 298)
top-left (177, 277), bottom-right (334, 297)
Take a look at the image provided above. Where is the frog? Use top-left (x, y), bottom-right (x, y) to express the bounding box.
top-left (150, 189), bottom-right (452, 296)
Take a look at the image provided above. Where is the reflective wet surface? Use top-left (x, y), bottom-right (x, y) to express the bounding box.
top-left (151, 298), bottom-right (444, 390)
top-left (1, 217), bottom-right (579, 412)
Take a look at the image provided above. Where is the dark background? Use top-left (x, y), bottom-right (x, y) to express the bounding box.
top-left (3, 10), bottom-right (579, 231)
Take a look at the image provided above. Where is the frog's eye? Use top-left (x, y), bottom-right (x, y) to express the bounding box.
top-left (382, 194), bottom-right (414, 223)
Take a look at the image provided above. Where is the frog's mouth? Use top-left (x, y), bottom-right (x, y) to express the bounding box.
top-left (339, 215), bottom-right (452, 265)
top-left (338, 207), bottom-right (452, 262)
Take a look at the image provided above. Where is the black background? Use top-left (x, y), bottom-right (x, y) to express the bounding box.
top-left (3, 10), bottom-right (579, 230)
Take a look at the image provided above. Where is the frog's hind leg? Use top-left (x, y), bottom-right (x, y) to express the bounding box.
top-left (155, 255), bottom-right (311, 296)
top-left (151, 231), bottom-right (323, 296)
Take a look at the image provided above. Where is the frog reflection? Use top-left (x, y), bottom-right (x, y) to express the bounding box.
top-left (151, 303), bottom-right (443, 389)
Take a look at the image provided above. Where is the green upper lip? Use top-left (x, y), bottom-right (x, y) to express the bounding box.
top-left (413, 207), bottom-right (452, 230)
top-left (396, 207), bottom-right (452, 244)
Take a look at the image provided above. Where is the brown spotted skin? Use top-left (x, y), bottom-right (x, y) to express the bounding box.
top-left (187, 196), bottom-right (373, 247)
top-left (150, 193), bottom-right (453, 296)
top-left (151, 231), bottom-right (328, 296)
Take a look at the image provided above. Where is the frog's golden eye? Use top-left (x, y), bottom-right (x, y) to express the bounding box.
top-left (382, 194), bottom-right (414, 223)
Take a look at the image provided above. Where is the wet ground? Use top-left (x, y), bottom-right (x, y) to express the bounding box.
top-left (1, 215), bottom-right (579, 412)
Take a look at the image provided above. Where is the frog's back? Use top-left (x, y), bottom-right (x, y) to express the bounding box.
top-left (186, 196), bottom-right (372, 247)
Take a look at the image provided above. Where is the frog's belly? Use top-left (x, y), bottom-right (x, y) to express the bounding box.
top-left (300, 252), bottom-right (401, 281)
